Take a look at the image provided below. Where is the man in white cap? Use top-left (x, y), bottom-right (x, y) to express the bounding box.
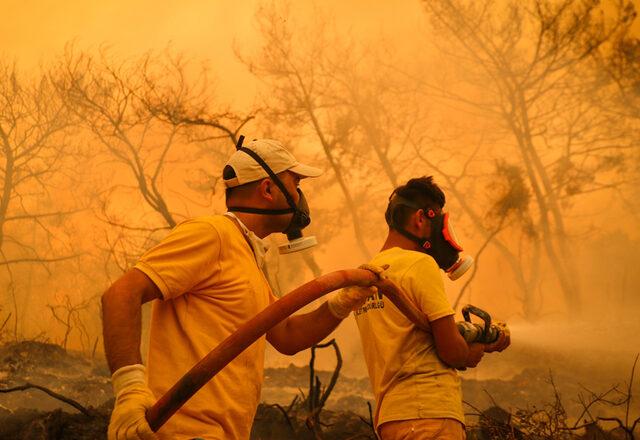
top-left (102, 138), bottom-right (379, 440)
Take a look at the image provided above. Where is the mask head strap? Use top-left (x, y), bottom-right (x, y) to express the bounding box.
top-left (229, 135), bottom-right (298, 215)
top-left (386, 193), bottom-right (436, 250)
top-left (236, 136), bottom-right (297, 206)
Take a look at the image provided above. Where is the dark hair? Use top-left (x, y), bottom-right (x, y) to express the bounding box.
top-left (385, 176), bottom-right (445, 229)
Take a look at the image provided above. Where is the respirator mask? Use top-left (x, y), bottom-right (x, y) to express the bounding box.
top-left (385, 194), bottom-right (473, 280)
top-left (227, 136), bottom-right (318, 254)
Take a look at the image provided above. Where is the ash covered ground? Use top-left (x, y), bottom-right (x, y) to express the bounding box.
top-left (0, 340), bottom-right (637, 439)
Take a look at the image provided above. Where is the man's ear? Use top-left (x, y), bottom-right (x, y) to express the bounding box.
top-left (258, 178), bottom-right (275, 202)
top-left (414, 209), bottom-right (426, 227)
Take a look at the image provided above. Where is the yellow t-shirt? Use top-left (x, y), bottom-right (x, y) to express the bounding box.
top-left (134, 215), bottom-right (276, 440)
top-left (353, 247), bottom-right (463, 431)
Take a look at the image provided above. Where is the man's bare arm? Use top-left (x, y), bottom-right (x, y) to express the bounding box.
top-left (431, 315), bottom-right (481, 369)
top-left (102, 268), bottom-right (162, 373)
top-left (266, 302), bottom-right (342, 356)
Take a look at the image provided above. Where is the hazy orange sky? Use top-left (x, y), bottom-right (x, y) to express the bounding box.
top-left (3, 0), bottom-right (637, 105)
top-left (3, 0), bottom-right (636, 60)
top-left (2, 0), bottom-right (638, 374)
top-left (1, 0), bottom-right (427, 108)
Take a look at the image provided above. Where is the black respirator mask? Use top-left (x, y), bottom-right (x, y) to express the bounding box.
top-left (385, 194), bottom-right (473, 280)
top-left (227, 136), bottom-right (317, 254)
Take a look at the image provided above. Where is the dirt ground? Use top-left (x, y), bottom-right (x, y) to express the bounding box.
top-left (0, 341), bottom-right (637, 439)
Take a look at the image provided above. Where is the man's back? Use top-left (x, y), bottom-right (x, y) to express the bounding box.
top-left (354, 247), bottom-right (464, 431)
top-left (136, 215), bottom-right (274, 439)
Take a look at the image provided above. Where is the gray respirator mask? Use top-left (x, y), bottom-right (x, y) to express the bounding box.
top-left (385, 194), bottom-right (473, 280)
top-left (227, 135), bottom-right (317, 254)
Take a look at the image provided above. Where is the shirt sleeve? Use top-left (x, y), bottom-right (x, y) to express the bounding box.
top-left (401, 256), bottom-right (455, 322)
top-left (134, 219), bottom-right (222, 300)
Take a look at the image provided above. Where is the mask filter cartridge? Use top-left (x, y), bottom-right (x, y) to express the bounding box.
top-left (278, 229), bottom-right (318, 254)
top-left (446, 255), bottom-right (474, 280)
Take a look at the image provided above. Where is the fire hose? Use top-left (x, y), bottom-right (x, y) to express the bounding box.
top-left (145, 269), bottom-right (507, 431)
top-left (145, 268), bottom-right (429, 432)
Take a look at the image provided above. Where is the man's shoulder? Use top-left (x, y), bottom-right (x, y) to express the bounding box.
top-left (372, 247), bottom-right (438, 272)
top-left (174, 215), bottom-right (234, 235)
top-left (371, 248), bottom-right (441, 291)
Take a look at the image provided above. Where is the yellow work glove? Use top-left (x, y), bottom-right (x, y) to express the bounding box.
top-left (327, 264), bottom-right (389, 319)
top-left (108, 364), bottom-right (157, 440)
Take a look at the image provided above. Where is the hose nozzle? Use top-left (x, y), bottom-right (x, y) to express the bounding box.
top-left (456, 304), bottom-right (508, 344)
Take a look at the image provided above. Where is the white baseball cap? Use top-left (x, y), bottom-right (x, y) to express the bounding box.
top-left (223, 138), bottom-right (323, 188)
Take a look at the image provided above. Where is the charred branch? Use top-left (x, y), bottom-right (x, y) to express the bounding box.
top-left (0, 383), bottom-right (92, 417)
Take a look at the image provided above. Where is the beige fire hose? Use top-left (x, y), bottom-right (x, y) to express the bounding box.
top-left (145, 268), bottom-right (430, 432)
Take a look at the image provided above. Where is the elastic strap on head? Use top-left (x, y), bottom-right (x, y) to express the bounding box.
top-left (387, 191), bottom-right (424, 210)
top-left (228, 206), bottom-right (294, 215)
top-left (386, 193), bottom-right (431, 227)
top-left (235, 136), bottom-right (298, 209)
top-left (395, 227), bottom-right (432, 250)
top-left (236, 135), bottom-right (245, 150)
top-left (386, 192), bottom-right (434, 249)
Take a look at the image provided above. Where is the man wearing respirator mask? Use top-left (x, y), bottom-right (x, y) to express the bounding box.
top-left (102, 137), bottom-right (383, 440)
top-left (353, 176), bottom-right (510, 440)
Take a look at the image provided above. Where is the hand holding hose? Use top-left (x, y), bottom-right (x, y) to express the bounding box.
top-left (327, 264), bottom-right (389, 319)
top-left (108, 364), bottom-right (157, 440)
top-left (483, 322), bottom-right (511, 353)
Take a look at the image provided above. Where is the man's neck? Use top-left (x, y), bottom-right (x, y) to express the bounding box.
top-left (228, 212), bottom-right (272, 239)
top-left (381, 230), bottom-right (422, 253)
